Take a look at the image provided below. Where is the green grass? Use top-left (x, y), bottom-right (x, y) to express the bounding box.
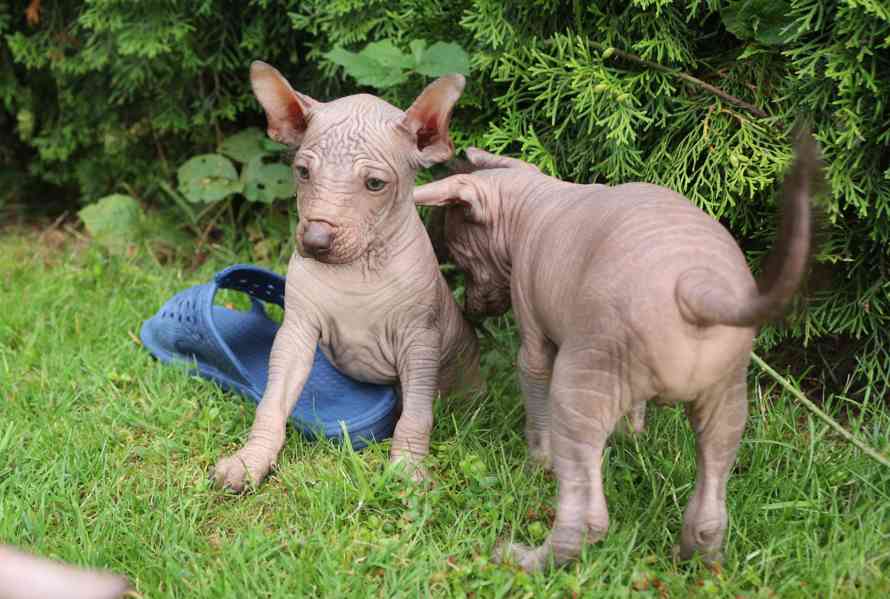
top-left (1, 229), bottom-right (888, 598)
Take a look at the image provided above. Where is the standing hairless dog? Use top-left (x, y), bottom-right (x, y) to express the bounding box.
top-left (212, 63), bottom-right (481, 490)
top-left (413, 134), bottom-right (821, 570)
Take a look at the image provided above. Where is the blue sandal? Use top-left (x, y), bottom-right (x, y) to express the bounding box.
top-left (139, 264), bottom-right (398, 449)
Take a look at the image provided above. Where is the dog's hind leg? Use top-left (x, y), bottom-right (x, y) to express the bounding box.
top-left (496, 340), bottom-right (626, 571)
top-left (518, 331), bottom-right (556, 470)
top-left (678, 365), bottom-right (749, 563)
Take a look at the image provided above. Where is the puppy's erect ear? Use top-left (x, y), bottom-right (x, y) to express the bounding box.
top-left (250, 61), bottom-right (320, 146)
top-left (466, 147), bottom-right (541, 173)
top-left (398, 74), bottom-right (465, 167)
top-left (413, 174), bottom-right (484, 222)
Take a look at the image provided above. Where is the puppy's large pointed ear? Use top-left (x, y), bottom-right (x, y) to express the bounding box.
top-left (413, 174), bottom-right (484, 222)
top-left (398, 74), bottom-right (465, 167)
top-left (250, 61), bottom-right (320, 146)
top-left (466, 147), bottom-right (541, 172)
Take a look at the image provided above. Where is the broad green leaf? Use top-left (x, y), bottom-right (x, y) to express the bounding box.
top-left (325, 47), bottom-right (387, 85)
top-left (260, 137), bottom-right (289, 153)
top-left (415, 42), bottom-right (471, 77)
top-left (409, 39), bottom-right (427, 66)
top-left (324, 46), bottom-right (409, 88)
top-left (77, 194), bottom-right (142, 252)
top-left (180, 178), bottom-right (243, 203)
top-left (177, 153), bottom-right (240, 203)
top-left (721, 0), bottom-right (795, 46)
top-left (177, 153), bottom-right (238, 186)
top-left (361, 40), bottom-right (414, 70)
top-left (219, 128), bottom-right (269, 164)
top-left (242, 156), bottom-right (294, 203)
top-left (367, 68), bottom-right (410, 89)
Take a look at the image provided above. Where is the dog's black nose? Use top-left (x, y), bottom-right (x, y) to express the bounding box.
top-left (302, 221), bottom-right (334, 255)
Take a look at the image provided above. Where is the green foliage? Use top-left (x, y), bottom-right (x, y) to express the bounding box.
top-left (2, 0), bottom-right (307, 202)
top-left (2, 0), bottom-right (889, 394)
top-left (77, 193), bottom-right (142, 253)
top-left (176, 128), bottom-right (293, 204)
top-left (325, 39), bottom-right (470, 88)
top-left (721, 1), bottom-right (796, 46)
top-left (76, 193), bottom-right (190, 257)
top-left (177, 155), bottom-right (241, 204)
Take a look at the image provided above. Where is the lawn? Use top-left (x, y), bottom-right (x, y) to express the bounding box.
top-left (1, 228), bottom-right (888, 598)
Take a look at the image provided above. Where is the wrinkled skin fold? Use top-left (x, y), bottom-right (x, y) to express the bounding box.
top-left (414, 134), bottom-right (822, 571)
top-left (212, 62), bottom-right (481, 491)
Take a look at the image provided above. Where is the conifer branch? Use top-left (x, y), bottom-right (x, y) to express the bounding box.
top-left (574, 40), bottom-right (771, 120)
top-left (606, 47), bottom-right (769, 119)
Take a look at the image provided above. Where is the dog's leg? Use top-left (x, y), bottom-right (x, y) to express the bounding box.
top-left (518, 332), bottom-right (556, 471)
top-left (497, 341), bottom-right (624, 571)
top-left (213, 318), bottom-right (318, 492)
top-left (614, 400), bottom-right (647, 436)
top-left (437, 316), bottom-right (483, 399)
top-left (390, 327), bottom-right (442, 482)
top-left (678, 366), bottom-right (749, 563)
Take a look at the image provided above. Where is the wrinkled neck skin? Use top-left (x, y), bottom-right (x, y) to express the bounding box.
top-left (371, 193), bottom-right (434, 276)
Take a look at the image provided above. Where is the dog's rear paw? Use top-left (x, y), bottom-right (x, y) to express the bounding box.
top-left (493, 540), bottom-right (549, 573)
top-left (527, 447), bottom-right (553, 474)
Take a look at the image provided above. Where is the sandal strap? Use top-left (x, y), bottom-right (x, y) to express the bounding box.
top-left (162, 265), bottom-right (285, 394)
top-left (214, 264), bottom-right (286, 308)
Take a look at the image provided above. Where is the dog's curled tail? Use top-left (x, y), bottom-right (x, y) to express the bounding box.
top-left (676, 130), bottom-right (824, 328)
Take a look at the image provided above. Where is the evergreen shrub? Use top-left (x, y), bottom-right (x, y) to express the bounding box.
top-left (2, 0), bottom-right (888, 395)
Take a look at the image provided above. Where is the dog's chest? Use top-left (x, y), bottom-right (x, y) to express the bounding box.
top-left (289, 253), bottom-right (441, 385)
top-left (316, 296), bottom-right (399, 385)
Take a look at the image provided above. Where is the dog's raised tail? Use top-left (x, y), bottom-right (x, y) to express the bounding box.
top-left (676, 130), bottom-right (824, 328)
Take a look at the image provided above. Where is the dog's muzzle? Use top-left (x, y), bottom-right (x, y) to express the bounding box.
top-left (301, 220), bottom-right (335, 256)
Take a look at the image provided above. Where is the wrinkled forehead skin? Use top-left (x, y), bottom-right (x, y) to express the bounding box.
top-left (300, 94), bottom-right (415, 176)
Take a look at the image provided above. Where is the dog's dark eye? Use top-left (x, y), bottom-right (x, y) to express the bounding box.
top-left (296, 166), bottom-right (310, 181)
top-left (365, 177), bottom-right (386, 192)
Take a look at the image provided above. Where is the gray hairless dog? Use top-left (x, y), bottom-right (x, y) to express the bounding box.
top-left (0, 545), bottom-right (129, 599)
top-left (213, 62), bottom-right (481, 490)
top-left (413, 135), bottom-right (821, 571)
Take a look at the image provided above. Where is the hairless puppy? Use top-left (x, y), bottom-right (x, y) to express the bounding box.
top-left (212, 63), bottom-right (481, 489)
top-left (0, 545), bottom-right (129, 599)
top-left (413, 134), bottom-right (821, 571)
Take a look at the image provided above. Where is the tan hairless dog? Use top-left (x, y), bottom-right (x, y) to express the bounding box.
top-left (413, 135), bottom-right (821, 570)
top-left (0, 545), bottom-right (129, 599)
top-left (212, 63), bottom-right (481, 490)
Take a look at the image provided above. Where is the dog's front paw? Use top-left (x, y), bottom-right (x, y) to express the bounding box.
top-left (212, 450), bottom-right (273, 492)
top-left (389, 453), bottom-right (430, 485)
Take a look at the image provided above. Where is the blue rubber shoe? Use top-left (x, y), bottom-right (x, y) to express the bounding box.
top-left (139, 264), bottom-right (398, 450)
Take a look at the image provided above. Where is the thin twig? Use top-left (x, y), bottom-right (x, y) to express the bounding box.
top-left (151, 121), bottom-right (170, 177)
top-left (751, 352), bottom-right (890, 469)
top-left (604, 46), bottom-right (769, 119)
top-left (552, 38), bottom-right (772, 120)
